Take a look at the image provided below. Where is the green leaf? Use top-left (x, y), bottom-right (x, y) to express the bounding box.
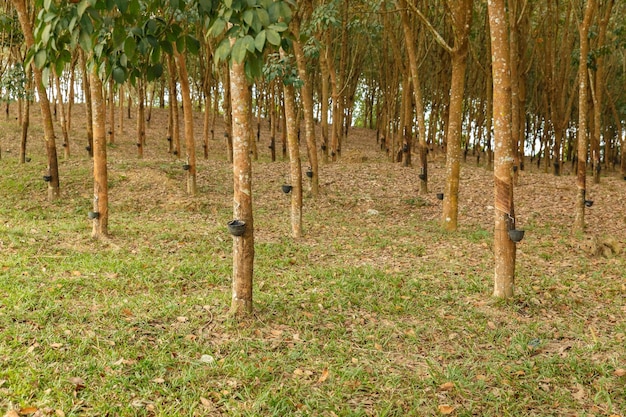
top-left (245, 55), bottom-right (263, 80)
top-left (55, 57), bottom-right (65, 77)
top-left (186, 35), bottom-right (200, 55)
top-left (243, 9), bottom-right (254, 27)
top-left (116, 0), bottom-right (129, 13)
top-left (242, 35), bottom-right (255, 53)
top-left (214, 38), bottom-right (231, 63)
top-left (176, 36), bottom-right (185, 54)
top-left (198, 0), bottom-right (212, 13)
top-left (231, 37), bottom-right (247, 63)
top-left (68, 16), bottom-right (77, 32)
top-left (224, 0), bottom-right (232, 7)
top-left (41, 25), bottom-right (52, 43)
top-left (79, 30), bottom-right (92, 50)
top-left (112, 66), bottom-right (126, 84)
top-left (254, 30), bottom-right (266, 51)
top-left (59, 49), bottom-right (71, 63)
top-left (43, 0), bottom-right (52, 12)
top-left (146, 63), bottom-right (163, 81)
top-left (41, 67), bottom-right (50, 88)
top-left (257, 8), bottom-right (270, 27)
top-left (124, 38), bottom-right (136, 58)
top-left (209, 17), bottom-right (226, 37)
top-left (151, 46), bottom-right (161, 64)
top-left (170, 0), bottom-right (180, 10)
top-left (266, 29), bottom-right (280, 46)
top-left (270, 21), bottom-right (288, 32)
top-left (34, 49), bottom-right (47, 69)
top-left (160, 40), bottom-right (173, 55)
top-left (128, 0), bottom-right (140, 15)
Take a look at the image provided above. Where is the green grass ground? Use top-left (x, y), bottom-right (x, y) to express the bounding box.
top-left (1, 111), bottom-right (625, 416)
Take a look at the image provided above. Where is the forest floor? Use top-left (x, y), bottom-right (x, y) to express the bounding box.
top-left (0, 104), bottom-right (625, 416)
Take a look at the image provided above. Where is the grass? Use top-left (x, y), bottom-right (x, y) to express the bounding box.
top-left (1, 113), bottom-right (626, 416)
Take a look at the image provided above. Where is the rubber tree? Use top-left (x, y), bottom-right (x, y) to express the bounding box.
top-left (265, 51), bottom-right (303, 238)
top-left (291, 1), bottom-right (319, 197)
top-left (210, 0), bottom-right (295, 316)
top-left (32, 0), bottom-right (172, 237)
top-left (589, 0), bottom-right (615, 184)
top-left (409, 0), bottom-right (474, 231)
top-left (397, 0), bottom-right (428, 193)
top-left (13, 0), bottom-right (60, 200)
top-left (487, 0), bottom-right (517, 298)
top-left (573, 0), bottom-right (597, 232)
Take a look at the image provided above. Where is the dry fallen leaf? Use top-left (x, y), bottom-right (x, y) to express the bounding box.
top-left (54, 411), bottom-right (65, 417)
top-left (18, 407), bottom-right (38, 415)
top-left (69, 377), bottom-right (85, 390)
top-left (438, 404), bottom-right (455, 415)
top-left (176, 316), bottom-right (188, 323)
top-left (572, 384), bottom-right (586, 401)
top-left (487, 321), bottom-right (496, 330)
top-left (318, 368), bottom-right (329, 383)
top-left (614, 369), bottom-right (626, 377)
top-left (50, 343), bottom-right (63, 349)
top-left (439, 382), bottom-right (455, 391)
top-left (3, 411), bottom-right (20, 417)
top-left (152, 378), bottom-right (165, 384)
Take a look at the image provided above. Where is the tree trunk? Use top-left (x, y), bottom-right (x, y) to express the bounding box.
top-left (590, 0), bottom-right (614, 184)
top-left (488, 0), bottom-right (516, 299)
top-left (136, 78), bottom-right (145, 159)
top-left (319, 53), bottom-right (330, 163)
top-left (573, 0), bottom-right (596, 233)
top-left (442, 0), bottom-right (472, 232)
top-left (20, 66), bottom-right (32, 164)
top-left (67, 53), bottom-right (76, 133)
top-left (398, 0), bottom-right (428, 192)
top-left (119, 85), bottom-right (124, 135)
top-left (229, 56), bottom-right (254, 317)
top-left (292, 35), bottom-right (320, 197)
top-left (175, 48), bottom-right (197, 196)
top-left (108, 77), bottom-right (115, 145)
top-left (90, 67), bottom-right (108, 238)
top-left (80, 51), bottom-right (93, 157)
top-left (223, 63), bottom-right (233, 163)
top-left (12, 0), bottom-right (60, 200)
top-left (55, 73), bottom-right (70, 159)
top-left (167, 56), bottom-right (181, 158)
top-left (282, 55), bottom-right (303, 238)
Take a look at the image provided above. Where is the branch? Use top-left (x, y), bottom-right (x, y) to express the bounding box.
top-left (404, 0), bottom-right (453, 54)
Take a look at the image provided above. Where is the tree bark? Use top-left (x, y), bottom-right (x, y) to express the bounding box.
top-left (292, 28), bottom-right (319, 196)
top-left (19, 66), bottom-right (32, 164)
top-left (573, 0), bottom-right (596, 232)
top-left (90, 67), bottom-right (108, 238)
top-left (167, 56), bottom-right (181, 158)
top-left (442, 0), bottom-right (473, 231)
top-left (590, 0), bottom-right (613, 184)
top-left (108, 77), bottom-right (115, 145)
top-left (55, 73), bottom-right (70, 159)
top-left (282, 53), bottom-right (303, 238)
top-left (398, 0), bottom-right (428, 192)
top-left (12, 0), bottom-right (60, 200)
top-left (175, 48), bottom-right (197, 195)
top-left (136, 78), bottom-right (145, 159)
top-left (80, 51), bottom-right (93, 157)
top-left (488, 0), bottom-right (516, 298)
top-left (229, 56), bottom-right (254, 317)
